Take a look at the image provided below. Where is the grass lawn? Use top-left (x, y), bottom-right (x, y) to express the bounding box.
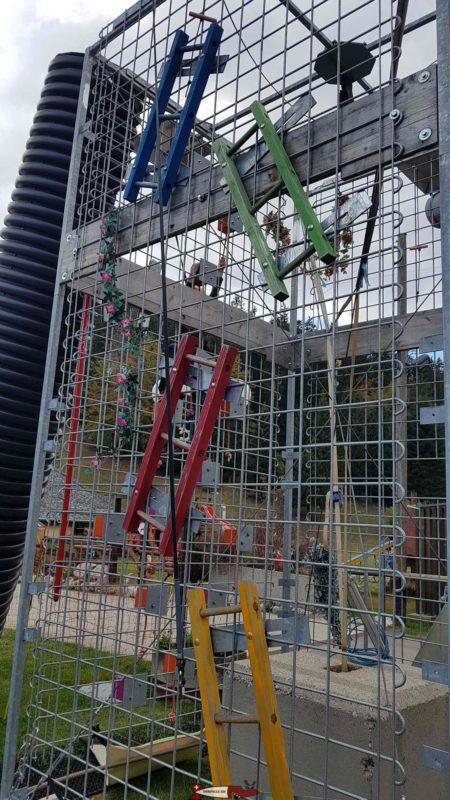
top-left (0, 629), bottom-right (207, 799)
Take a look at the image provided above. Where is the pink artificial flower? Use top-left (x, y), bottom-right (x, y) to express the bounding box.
top-left (115, 372), bottom-right (128, 385)
top-left (100, 223), bottom-right (107, 236)
top-left (121, 316), bottom-right (132, 329)
top-left (117, 416), bottom-right (127, 428)
top-left (117, 396), bottom-right (125, 406)
top-left (104, 303), bottom-right (116, 314)
top-left (123, 328), bottom-right (131, 339)
top-left (97, 252), bottom-right (105, 263)
top-left (91, 458), bottom-right (99, 469)
top-left (100, 271), bottom-right (111, 282)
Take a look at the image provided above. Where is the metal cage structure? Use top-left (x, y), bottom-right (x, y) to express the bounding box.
top-left (1, 1), bottom-right (450, 799)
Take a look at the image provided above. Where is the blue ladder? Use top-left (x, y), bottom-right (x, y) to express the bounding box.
top-left (124, 23), bottom-right (223, 206)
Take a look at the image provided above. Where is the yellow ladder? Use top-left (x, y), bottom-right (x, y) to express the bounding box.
top-left (187, 581), bottom-right (294, 798)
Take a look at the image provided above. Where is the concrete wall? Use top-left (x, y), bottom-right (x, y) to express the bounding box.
top-left (222, 650), bottom-right (449, 800)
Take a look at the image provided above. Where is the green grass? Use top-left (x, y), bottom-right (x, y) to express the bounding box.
top-left (0, 630), bottom-right (207, 799)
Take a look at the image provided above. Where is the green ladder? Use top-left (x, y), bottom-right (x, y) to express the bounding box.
top-left (213, 100), bottom-right (336, 301)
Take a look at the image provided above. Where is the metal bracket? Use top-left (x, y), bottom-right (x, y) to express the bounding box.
top-left (145, 584), bottom-right (170, 616)
top-left (121, 472), bottom-right (137, 497)
top-left (43, 440), bottom-right (57, 453)
top-left (423, 745), bottom-right (450, 775)
top-left (23, 627), bottom-right (41, 643)
top-left (199, 459), bottom-right (221, 486)
top-left (422, 660), bottom-right (448, 685)
top-left (419, 334), bottom-right (443, 353)
top-left (104, 513), bottom-right (126, 545)
top-left (198, 258), bottom-right (222, 288)
top-left (211, 612), bottom-right (310, 654)
top-left (180, 53), bottom-right (229, 76)
top-left (147, 487), bottom-right (204, 534)
top-left (28, 581), bottom-right (45, 596)
top-left (238, 525), bottom-right (254, 552)
top-left (208, 583), bottom-right (228, 608)
top-left (420, 406), bottom-right (446, 425)
top-left (115, 673), bottom-right (148, 710)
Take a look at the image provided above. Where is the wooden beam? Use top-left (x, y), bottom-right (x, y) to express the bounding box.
top-left (77, 258), bottom-right (295, 368)
top-left (77, 257), bottom-right (442, 367)
top-left (301, 307), bottom-right (443, 364)
top-left (64, 65), bottom-right (438, 275)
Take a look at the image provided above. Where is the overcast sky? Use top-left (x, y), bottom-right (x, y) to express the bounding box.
top-left (0, 0), bottom-right (128, 221)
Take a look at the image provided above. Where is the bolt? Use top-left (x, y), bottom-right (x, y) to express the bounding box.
top-left (247, 632), bottom-right (253, 640)
top-left (271, 713), bottom-right (277, 724)
top-left (418, 70), bottom-right (431, 83)
top-left (389, 108), bottom-right (402, 122)
top-left (194, 638), bottom-right (200, 646)
top-left (307, 224), bottom-right (314, 231)
top-left (72, 248), bottom-right (77, 256)
top-left (253, 600), bottom-right (259, 611)
top-left (66, 233), bottom-right (72, 242)
top-left (419, 127), bottom-right (432, 142)
top-left (197, 193), bottom-right (207, 202)
top-left (61, 272), bottom-right (68, 281)
top-left (221, 162), bottom-right (227, 168)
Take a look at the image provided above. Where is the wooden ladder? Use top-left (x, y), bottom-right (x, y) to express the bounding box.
top-left (187, 581), bottom-right (294, 798)
top-left (122, 333), bottom-right (237, 556)
top-left (213, 99), bottom-right (336, 301)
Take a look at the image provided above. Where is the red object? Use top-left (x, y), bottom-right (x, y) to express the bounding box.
top-left (198, 504), bottom-right (237, 547)
top-left (53, 294), bottom-right (91, 601)
top-left (159, 344), bottom-right (237, 556)
top-left (93, 515), bottom-right (104, 538)
top-left (134, 586), bottom-right (147, 609)
top-left (163, 652), bottom-right (177, 672)
top-left (123, 334), bottom-right (198, 533)
top-left (218, 215), bottom-right (229, 234)
top-left (189, 10), bottom-right (217, 22)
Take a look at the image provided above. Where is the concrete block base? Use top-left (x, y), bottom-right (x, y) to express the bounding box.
top-left (222, 649), bottom-right (448, 799)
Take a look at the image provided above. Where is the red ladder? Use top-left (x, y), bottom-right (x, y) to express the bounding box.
top-left (122, 333), bottom-right (237, 557)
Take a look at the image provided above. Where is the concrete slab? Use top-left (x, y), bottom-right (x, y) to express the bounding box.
top-left (222, 649), bottom-right (449, 800)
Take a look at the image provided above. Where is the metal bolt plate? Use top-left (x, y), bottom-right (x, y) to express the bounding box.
top-left (419, 127), bottom-right (432, 142)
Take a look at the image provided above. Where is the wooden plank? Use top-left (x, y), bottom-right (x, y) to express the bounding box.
top-left (239, 581), bottom-right (294, 799)
top-left (76, 257), bottom-right (296, 368)
top-left (77, 256), bottom-right (442, 366)
top-left (301, 307), bottom-right (443, 364)
top-left (64, 65), bottom-right (438, 274)
top-left (187, 587), bottom-right (232, 787)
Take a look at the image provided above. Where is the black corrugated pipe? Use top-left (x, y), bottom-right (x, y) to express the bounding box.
top-left (0, 52), bottom-right (143, 631)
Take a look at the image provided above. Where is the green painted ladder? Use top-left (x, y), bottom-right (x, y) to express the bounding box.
top-left (213, 100), bottom-right (336, 301)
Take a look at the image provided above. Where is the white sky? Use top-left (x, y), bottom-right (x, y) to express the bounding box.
top-left (0, 0), bottom-right (127, 218)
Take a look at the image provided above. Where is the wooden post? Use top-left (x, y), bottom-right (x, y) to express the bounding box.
top-left (311, 265), bottom-right (348, 671)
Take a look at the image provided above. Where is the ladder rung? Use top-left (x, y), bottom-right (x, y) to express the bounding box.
top-left (200, 603), bottom-right (242, 617)
top-left (227, 122), bottom-right (259, 157)
top-left (215, 713), bottom-right (259, 725)
top-left (250, 178), bottom-right (284, 215)
top-left (185, 352), bottom-right (218, 369)
top-left (181, 43), bottom-right (204, 52)
top-left (137, 510), bottom-right (165, 531)
top-left (159, 431), bottom-right (191, 452)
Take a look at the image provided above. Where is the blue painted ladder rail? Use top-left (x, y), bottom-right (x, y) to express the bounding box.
top-left (123, 22), bottom-right (223, 206)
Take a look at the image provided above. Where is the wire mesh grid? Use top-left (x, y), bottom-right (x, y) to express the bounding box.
top-left (4, 2), bottom-right (447, 800)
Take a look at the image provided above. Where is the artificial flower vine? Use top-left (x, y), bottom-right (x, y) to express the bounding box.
top-left (88, 208), bottom-right (153, 471)
top-left (263, 210), bottom-right (291, 254)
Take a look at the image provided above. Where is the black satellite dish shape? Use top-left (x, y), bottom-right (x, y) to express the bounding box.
top-left (315, 41), bottom-right (375, 101)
